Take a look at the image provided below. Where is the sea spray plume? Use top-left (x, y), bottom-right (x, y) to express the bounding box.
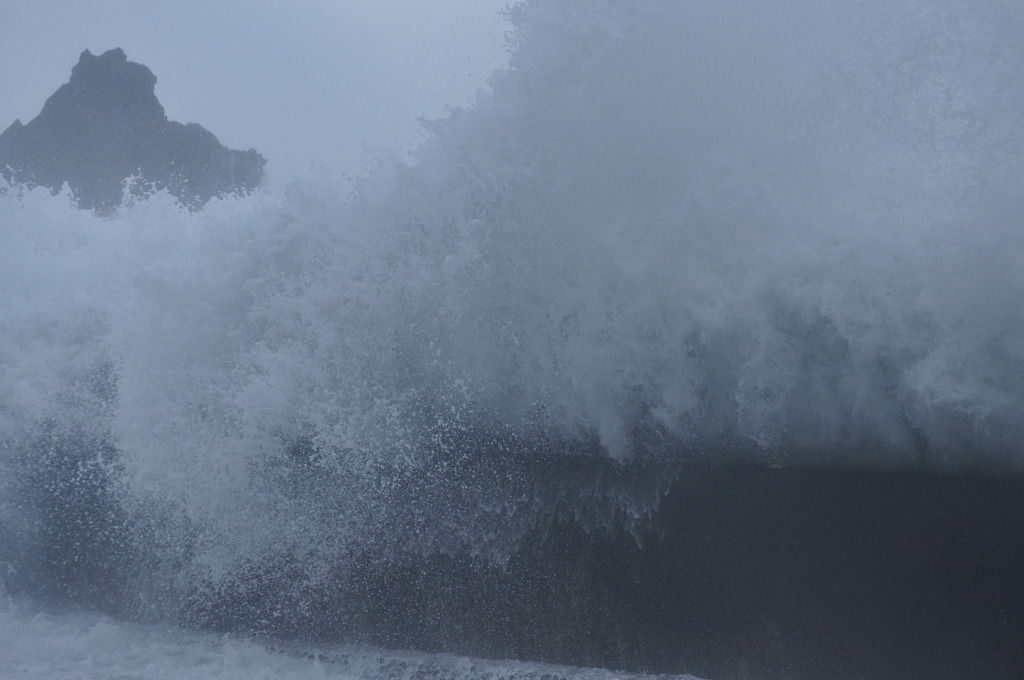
top-left (1, 0), bottom-right (1024, 647)
top-left (362, 0), bottom-right (1024, 468)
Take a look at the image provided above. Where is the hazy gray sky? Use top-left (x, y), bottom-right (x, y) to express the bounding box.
top-left (0, 0), bottom-right (512, 185)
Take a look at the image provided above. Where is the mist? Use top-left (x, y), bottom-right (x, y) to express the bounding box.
top-left (2, 1), bottom-right (1024, 679)
top-left (0, 0), bottom-right (512, 183)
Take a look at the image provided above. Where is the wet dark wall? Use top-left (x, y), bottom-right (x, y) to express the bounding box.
top-left (614, 464), bottom-right (1024, 680)
top-left (12, 433), bottom-right (1016, 679)
top-left (187, 458), bottom-right (1024, 680)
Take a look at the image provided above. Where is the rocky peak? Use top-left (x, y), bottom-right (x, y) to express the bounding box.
top-left (43, 48), bottom-right (165, 123)
top-left (0, 48), bottom-right (265, 212)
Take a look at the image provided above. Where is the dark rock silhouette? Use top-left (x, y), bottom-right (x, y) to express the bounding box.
top-left (0, 48), bottom-right (265, 212)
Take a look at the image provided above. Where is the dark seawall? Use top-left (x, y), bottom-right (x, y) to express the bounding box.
top-left (179, 457), bottom-right (1024, 680)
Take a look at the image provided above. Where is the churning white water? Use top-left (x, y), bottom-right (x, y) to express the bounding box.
top-left (0, 597), bottom-right (357, 680)
top-left (2, 0), bottom-right (1023, 677)
top-left (3, 596), bottom-right (694, 680)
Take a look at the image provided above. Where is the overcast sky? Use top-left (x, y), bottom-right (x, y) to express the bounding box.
top-left (0, 0), bottom-right (513, 185)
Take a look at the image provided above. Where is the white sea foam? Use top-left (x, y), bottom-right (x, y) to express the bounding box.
top-left (0, 598), bottom-right (699, 680)
top-left (0, 597), bottom-right (356, 679)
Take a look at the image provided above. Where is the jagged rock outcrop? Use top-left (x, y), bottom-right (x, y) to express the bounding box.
top-left (0, 48), bottom-right (265, 212)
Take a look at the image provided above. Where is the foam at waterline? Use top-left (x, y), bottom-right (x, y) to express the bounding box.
top-left (0, 597), bottom-right (353, 679)
top-left (1, 0), bottom-right (1023, 629)
top-left (0, 596), bottom-right (702, 680)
